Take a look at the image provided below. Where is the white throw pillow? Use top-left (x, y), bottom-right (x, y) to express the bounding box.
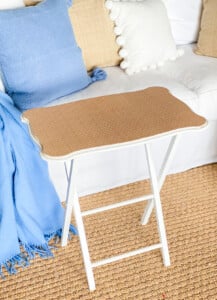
top-left (0, 0), bottom-right (24, 9)
top-left (162, 0), bottom-right (202, 45)
top-left (106, 0), bottom-right (183, 75)
top-left (0, 0), bottom-right (25, 92)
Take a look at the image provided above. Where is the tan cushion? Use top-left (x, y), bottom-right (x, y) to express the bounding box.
top-left (195, 0), bottom-right (217, 58)
top-left (69, 0), bottom-right (120, 71)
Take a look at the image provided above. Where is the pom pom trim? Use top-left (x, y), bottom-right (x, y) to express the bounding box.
top-left (105, 0), bottom-right (185, 75)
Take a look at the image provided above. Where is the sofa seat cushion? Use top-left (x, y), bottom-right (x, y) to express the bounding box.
top-left (50, 44), bottom-right (217, 120)
top-left (159, 44), bottom-right (217, 120)
top-left (50, 63), bottom-right (199, 114)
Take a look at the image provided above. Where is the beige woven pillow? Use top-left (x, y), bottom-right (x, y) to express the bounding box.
top-left (195, 0), bottom-right (217, 58)
top-left (69, 0), bottom-right (121, 71)
top-left (25, 0), bottom-right (121, 71)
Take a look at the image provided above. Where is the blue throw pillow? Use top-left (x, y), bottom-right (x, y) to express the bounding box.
top-left (0, 0), bottom-right (105, 111)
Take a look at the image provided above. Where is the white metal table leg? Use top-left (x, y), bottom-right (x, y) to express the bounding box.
top-left (145, 143), bottom-right (170, 267)
top-left (64, 161), bottom-right (70, 184)
top-left (158, 135), bottom-right (179, 189)
top-left (141, 135), bottom-right (179, 225)
top-left (141, 199), bottom-right (154, 225)
top-left (61, 138), bottom-right (178, 290)
top-left (61, 160), bottom-right (74, 247)
top-left (73, 186), bottom-right (96, 291)
top-left (61, 159), bottom-right (96, 291)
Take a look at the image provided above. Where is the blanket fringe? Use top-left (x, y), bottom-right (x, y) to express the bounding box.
top-left (45, 224), bottom-right (78, 243)
top-left (0, 224), bottom-right (77, 278)
top-left (23, 244), bottom-right (54, 260)
top-left (0, 254), bottom-right (29, 279)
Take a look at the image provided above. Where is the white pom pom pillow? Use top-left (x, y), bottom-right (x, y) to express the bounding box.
top-left (105, 0), bottom-right (184, 75)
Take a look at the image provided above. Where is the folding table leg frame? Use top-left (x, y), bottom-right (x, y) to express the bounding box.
top-left (61, 134), bottom-right (179, 291)
top-left (141, 135), bottom-right (179, 225)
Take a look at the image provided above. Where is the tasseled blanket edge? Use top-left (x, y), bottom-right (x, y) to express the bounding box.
top-left (0, 224), bottom-right (77, 279)
top-left (0, 254), bottom-right (29, 279)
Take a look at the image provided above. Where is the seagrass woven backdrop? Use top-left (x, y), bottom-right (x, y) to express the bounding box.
top-left (1, 164), bottom-right (217, 300)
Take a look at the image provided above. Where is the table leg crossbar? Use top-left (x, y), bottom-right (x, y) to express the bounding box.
top-left (61, 135), bottom-right (179, 291)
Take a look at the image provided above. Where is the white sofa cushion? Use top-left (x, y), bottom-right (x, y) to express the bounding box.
top-left (159, 44), bottom-right (217, 120)
top-left (51, 55), bottom-right (198, 113)
top-left (51, 44), bottom-right (217, 121)
top-left (105, 0), bottom-right (183, 75)
top-left (163, 0), bottom-right (202, 45)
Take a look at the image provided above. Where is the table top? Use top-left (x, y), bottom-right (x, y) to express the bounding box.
top-left (23, 87), bottom-right (207, 160)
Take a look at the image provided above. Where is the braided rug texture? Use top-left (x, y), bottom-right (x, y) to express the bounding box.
top-left (1, 164), bottom-right (217, 300)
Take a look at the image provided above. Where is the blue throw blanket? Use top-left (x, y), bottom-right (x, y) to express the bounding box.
top-left (0, 91), bottom-right (76, 278)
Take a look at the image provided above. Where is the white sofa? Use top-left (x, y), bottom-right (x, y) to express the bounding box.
top-left (46, 42), bottom-right (217, 199)
top-left (1, 0), bottom-right (217, 200)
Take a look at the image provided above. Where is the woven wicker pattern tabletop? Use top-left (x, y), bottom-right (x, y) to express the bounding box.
top-left (23, 87), bottom-right (206, 158)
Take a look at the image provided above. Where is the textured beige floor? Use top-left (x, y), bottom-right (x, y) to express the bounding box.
top-left (1, 164), bottom-right (217, 300)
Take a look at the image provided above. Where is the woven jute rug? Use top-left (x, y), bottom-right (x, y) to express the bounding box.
top-left (1, 164), bottom-right (217, 300)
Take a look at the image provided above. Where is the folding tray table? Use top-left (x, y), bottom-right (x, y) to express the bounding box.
top-left (23, 87), bottom-right (206, 291)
